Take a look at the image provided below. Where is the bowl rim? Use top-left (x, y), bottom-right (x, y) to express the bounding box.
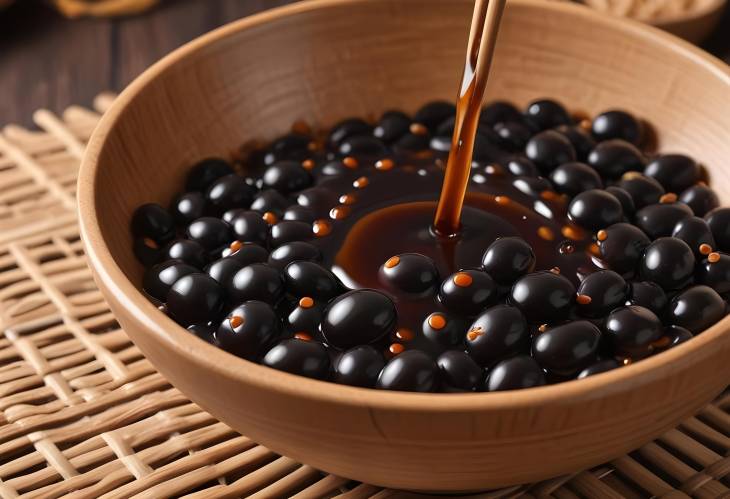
top-left (78, 0), bottom-right (730, 413)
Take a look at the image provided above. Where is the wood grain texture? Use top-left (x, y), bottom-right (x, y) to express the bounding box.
top-left (76, 0), bottom-right (730, 492)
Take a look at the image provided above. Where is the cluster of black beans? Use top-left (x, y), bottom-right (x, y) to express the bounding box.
top-left (131, 98), bottom-right (730, 393)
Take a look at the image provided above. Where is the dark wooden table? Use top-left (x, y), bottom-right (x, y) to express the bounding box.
top-left (2, 0), bottom-right (730, 126)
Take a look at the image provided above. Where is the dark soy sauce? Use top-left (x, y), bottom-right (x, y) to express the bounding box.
top-left (433, 0), bottom-right (507, 237)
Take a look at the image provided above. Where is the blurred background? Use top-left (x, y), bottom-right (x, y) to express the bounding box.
top-left (1, 0), bottom-right (729, 127)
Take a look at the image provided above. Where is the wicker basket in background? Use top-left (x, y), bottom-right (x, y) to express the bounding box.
top-left (551, 0), bottom-right (726, 42)
top-left (0, 0), bottom-right (159, 17)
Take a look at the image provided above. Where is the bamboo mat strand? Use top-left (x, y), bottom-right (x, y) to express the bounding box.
top-left (0, 95), bottom-right (729, 498)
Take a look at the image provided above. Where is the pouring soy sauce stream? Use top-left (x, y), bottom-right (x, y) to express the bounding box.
top-left (433, 0), bottom-right (508, 237)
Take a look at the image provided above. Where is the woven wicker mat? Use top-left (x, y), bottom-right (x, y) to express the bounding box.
top-left (1, 95), bottom-right (730, 499)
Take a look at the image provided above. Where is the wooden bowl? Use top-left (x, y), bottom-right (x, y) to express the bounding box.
top-left (78, 0), bottom-right (730, 492)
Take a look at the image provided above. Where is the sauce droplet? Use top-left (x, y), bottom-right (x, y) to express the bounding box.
top-left (562, 225), bottom-right (584, 241)
top-left (299, 296), bottom-right (314, 309)
top-left (389, 343), bottom-right (405, 355)
top-left (343, 156), bottom-right (359, 169)
top-left (409, 123), bottom-right (429, 136)
top-left (538, 226), bottom-right (555, 241)
top-left (353, 176), bottom-right (369, 189)
top-left (576, 294), bottom-right (592, 305)
top-left (229, 240), bottom-right (243, 253)
top-left (428, 314), bottom-right (447, 330)
top-left (699, 243), bottom-right (713, 255)
top-left (295, 332), bottom-right (313, 341)
top-left (329, 206), bottom-right (351, 220)
top-left (396, 328), bottom-right (414, 341)
top-left (230, 316), bottom-right (244, 328)
top-left (453, 272), bottom-right (473, 287)
top-left (312, 219), bottom-right (332, 237)
top-left (466, 327), bottom-right (483, 341)
top-left (708, 252), bottom-right (721, 263)
top-left (384, 256), bottom-right (400, 268)
top-left (541, 190), bottom-right (560, 201)
top-left (339, 194), bottom-right (356, 205)
top-left (301, 159), bottom-right (315, 171)
top-left (262, 212), bottom-right (278, 225)
top-left (659, 192), bottom-right (678, 204)
top-left (375, 158), bottom-right (395, 171)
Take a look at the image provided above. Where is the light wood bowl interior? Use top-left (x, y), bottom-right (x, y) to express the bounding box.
top-left (78, 0), bottom-right (730, 492)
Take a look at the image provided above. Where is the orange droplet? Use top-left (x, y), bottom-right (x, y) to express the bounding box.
top-left (409, 123), bottom-right (428, 136)
top-left (708, 252), bottom-right (721, 263)
top-left (622, 171), bottom-right (641, 181)
top-left (396, 328), bottom-right (414, 341)
top-left (375, 158), bottom-right (394, 171)
top-left (538, 324), bottom-right (548, 333)
top-left (229, 316), bottom-right (244, 328)
top-left (538, 226), bottom-right (555, 241)
top-left (589, 243), bottom-right (601, 257)
top-left (597, 230), bottom-right (608, 242)
top-left (576, 294), bottom-right (592, 305)
top-left (389, 343), bottom-right (405, 355)
top-left (353, 176), bottom-right (369, 189)
top-left (699, 243), bottom-right (713, 255)
top-left (659, 193), bottom-right (678, 204)
top-left (291, 120), bottom-right (311, 135)
top-left (229, 240), bottom-right (243, 253)
top-left (495, 195), bottom-right (510, 205)
top-left (466, 327), bottom-right (483, 341)
top-left (301, 159), bottom-right (315, 171)
top-left (299, 297), bottom-right (314, 309)
top-left (307, 140), bottom-right (321, 152)
top-left (312, 219), bottom-right (331, 237)
top-left (339, 194), bottom-right (356, 205)
top-left (295, 332), bottom-right (313, 341)
top-left (541, 190), bottom-right (560, 201)
top-left (562, 225), bottom-right (584, 241)
top-left (143, 237), bottom-right (158, 249)
top-left (343, 156), bottom-right (359, 169)
top-left (579, 119), bottom-right (592, 132)
top-left (384, 256), bottom-right (400, 269)
top-left (428, 314), bottom-right (447, 330)
top-left (262, 212), bottom-right (278, 225)
top-left (550, 267), bottom-right (561, 274)
top-left (453, 272), bottom-right (473, 287)
top-left (329, 206), bottom-right (350, 220)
